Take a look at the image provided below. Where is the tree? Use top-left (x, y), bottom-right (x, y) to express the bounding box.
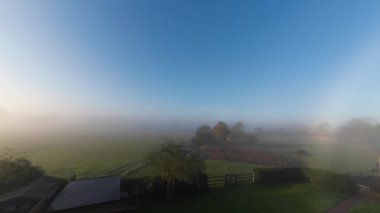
top-left (315, 122), bottom-right (331, 136)
top-left (151, 139), bottom-right (205, 199)
top-left (246, 132), bottom-right (258, 144)
top-left (192, 125), bottom-right (214, 146)
top-left (254, 127), bottom-right (264, 135)
top-left (230, 122), bottom-right (245, 142)
top-left (0, 150), bottom-right (44, 193)
top-left (212, 121), bottom-right (230, 141)
top-left (337, 118), bottom-right (378, 144)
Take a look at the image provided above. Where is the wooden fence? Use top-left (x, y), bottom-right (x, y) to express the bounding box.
top-left (208, 173), bottom-right (255, 188)
top-left (108, 159), bottom-right (147, 176)
top-left (346, 169), bottom-right (380, 177)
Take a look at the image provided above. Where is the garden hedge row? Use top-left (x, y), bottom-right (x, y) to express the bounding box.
top-left (254, 167), bottom-right (356, 194)
top-left (121, 173), bottom-right (208, 198)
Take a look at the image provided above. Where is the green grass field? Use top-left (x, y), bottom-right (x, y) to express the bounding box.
top-left (127, 159), bottom-right (269, 178)
top-left (140, 183), bottom-right (347, 213)
top-left (0, 135), bottom-right (162, 178)
top-left (349, 201), bottom-right (380, 213)
top-left (255, 141), bottom-right (377, 173)
top-left (0, 134), bottom-right (377, 178)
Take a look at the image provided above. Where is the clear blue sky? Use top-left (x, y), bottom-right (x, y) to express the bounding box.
top-left (2, 0), bottom-right (380, 127)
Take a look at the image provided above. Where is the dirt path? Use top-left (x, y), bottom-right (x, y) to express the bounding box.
top-left (326, 195), bottom-right (367, 213)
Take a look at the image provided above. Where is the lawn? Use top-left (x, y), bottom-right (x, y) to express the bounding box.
top-left (349, 201), bottom-right (380, 213)
top-left (254, 135), bottom-right (377, 173)
top-left (0, 135), bottom-right (162, 178)
top-left (0, 134), bottom-right (377, 179)
top-left (127, 159), bottom-right (268, 178)
top-left (140, 183), bottom-right (347, 213)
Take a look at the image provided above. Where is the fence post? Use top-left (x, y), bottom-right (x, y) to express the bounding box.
top-left (124, 166), bottom-right (129, 176)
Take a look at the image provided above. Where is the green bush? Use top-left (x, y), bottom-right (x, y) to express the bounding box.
top-left (303, 168), bottom-right (356, 194)
top-left (0, 155), bottom-right (44, 193)
top-left (254, 168), bottom-right (356, 194)
top-left (121, 173), bottom-right (208, 198)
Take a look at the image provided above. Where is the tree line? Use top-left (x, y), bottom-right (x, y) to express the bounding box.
top-left (191, 121), bottom-right (257, 146)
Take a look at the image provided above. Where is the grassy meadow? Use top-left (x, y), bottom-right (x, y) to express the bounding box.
top-left (0, 134), bottom-right (377, 179)
top-left (128, 159), bottom-right (269, 178)
top-left (255, 135), bottom-right (378, 173)
top-left (140, 183), bottom-right (347, 213)
top-left (349, 201), bottom-right (380, 213)
top-left (0, 135), bottom-right (162, 178)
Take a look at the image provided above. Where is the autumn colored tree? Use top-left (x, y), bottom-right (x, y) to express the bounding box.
top-left (212, 121), bottom-right (230, 141)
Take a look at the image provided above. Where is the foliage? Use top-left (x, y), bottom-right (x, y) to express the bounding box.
top-left (253, 167), bottom-right (356, 194)
top-left (230, 122), bottom-right (245, 141)
top-left (337, 118), bottom-right (380, 144)
top-left (253, 168), bottom-right (307, 184)
top-left (295, 149), bottom-right (309, 156)
top-left (254, 127), bottom-right (264, 135)
top-left (0, 150), bottom-right (44, 193)
top-left (192, 125), bottom-right (213, 147)
top-left (211, 121), bottom-right (230, 141)
top-left (302, 168), bottom-right (356, 194)
top-left (150, 139), bottom-right (205, 199)
top-left (149, 174), bottom-right (208, 197)
top-left (245, 132), bottom-right (258, 144)
top-left (192, 121), bottom-right (257, 146)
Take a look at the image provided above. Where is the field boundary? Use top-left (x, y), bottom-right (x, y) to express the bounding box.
top-left (208, 173), bottom-right (254, 188)
top-left (108, 159), bottom-right (147, 176)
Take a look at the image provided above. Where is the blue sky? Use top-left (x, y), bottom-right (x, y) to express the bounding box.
top-left (2, 0), bottom-right (380, 128)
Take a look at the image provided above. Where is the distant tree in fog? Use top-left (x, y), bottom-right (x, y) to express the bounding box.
top-left (246, 132), bottom-right (258, 144)
top-left (315, 122), bottom-right (331, 136)
top-left (337, 118), bottom-right (380, 144)
top-left (192, 125), bottom-right (214, 147)
top-left (254, 127), bottom-right (264, 135)
top-left (231, 122), bottom-right (245, 139)
top-left (212, 121), bottom-right (230, 141)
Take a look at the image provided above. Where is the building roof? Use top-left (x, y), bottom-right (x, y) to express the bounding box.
top-left (0, 176), bottom-right (64, 203)
top-left (48, 176), bottom-right (120, 212)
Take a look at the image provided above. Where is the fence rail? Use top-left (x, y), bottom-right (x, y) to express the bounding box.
top-left (208, 173), bottom-right (254, 188)
top-left (346, 169), bottom-right (380, 177)
top-left (108, 159), bottom-right (147, 176)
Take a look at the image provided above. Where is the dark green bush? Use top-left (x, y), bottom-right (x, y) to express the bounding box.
top-left (303, 168), bottom-right (356, 194)
top-left (121, 173), bottom-right (208, 198)
top-left (253, 168), bottom-right (307, 184)
top-left (254, 168), bottom-right (356, 194)
top-left (0, 156), bottom-right (44, 193)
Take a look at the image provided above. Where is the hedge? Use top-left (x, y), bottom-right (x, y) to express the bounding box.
top-left (253, 168), bottom-right (356, 194)
top-left (121, 173), bottom-right (208, 198)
